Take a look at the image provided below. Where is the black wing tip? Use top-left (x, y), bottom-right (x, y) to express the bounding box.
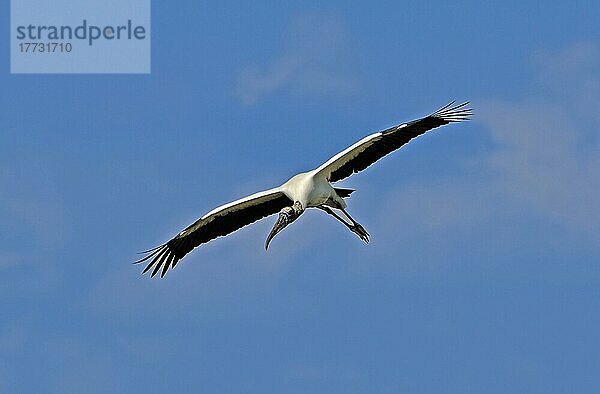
top-left (132, 246), bottom-right (162, 265)
top-left (432, 100), bottom-right (473, 122)
top-left (136, 244), bottom-right (164, 255)
top-left (134, 244), bottom-right (180, 278)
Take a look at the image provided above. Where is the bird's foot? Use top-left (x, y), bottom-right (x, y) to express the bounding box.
top-left (351, 224), bottom-right (370, 243)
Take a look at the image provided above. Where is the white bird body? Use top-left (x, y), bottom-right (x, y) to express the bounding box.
top-left (281, 171), bottom-right (346, 209)
top-left (136, 101), bottom-right (472, 277)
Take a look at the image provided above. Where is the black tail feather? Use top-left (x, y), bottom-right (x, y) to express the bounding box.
top-left (334, 187), bottom-right (355, 198)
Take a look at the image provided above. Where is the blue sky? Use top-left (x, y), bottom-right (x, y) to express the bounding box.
top-left (2, 1), bottom-right (600, 393)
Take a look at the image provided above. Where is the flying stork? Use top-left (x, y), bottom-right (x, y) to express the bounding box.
top-left (135, 101), bottom-right (472, 277)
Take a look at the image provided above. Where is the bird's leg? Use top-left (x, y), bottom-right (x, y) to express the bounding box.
top-left (317, 206), bottom-right (369, 243)
top-left (340, 208), bottom-right (370, 243)
top-left (317, 206), bottom-right (352, 226)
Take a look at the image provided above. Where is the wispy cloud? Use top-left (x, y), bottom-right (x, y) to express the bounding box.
top-left (480, 100), bottom-right (600, 239)
top-left (534, 41), bottom-right (600, 107)
top-left (236, 12), bottom-right (359, 105)
top-left (368, 41), bottom-right (600, 269)
top-left (479, 43), bottom-right (600, 240)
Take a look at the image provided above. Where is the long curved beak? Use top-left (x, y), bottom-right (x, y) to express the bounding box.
top-left (265, 213), bottom-right (291, 250)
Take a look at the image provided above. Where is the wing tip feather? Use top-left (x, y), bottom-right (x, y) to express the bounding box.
top-left (432, 100), bottom-right (473, 122)
top-left (134, 243), bottom-right (180, 278)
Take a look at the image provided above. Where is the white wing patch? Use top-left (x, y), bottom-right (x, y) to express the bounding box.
top-left (314, 132), bottom-right (382, 179)
top-left (200, 187), bottom-right (284, 220)
top-left (174, 187), bottom-right (287, 238)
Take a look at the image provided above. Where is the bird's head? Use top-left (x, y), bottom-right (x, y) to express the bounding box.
top-left (265, 202), bottom-right (303, 250)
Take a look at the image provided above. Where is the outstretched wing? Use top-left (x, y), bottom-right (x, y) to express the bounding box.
top-left (315, 101), bottom-right (472, 183)
top-left (135, 188), bottom-right (292, 278)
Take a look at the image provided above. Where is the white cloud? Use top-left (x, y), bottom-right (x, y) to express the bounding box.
top-left (359, 42), bottom-right (600, 276)
top-left (479, 99), bottom-right (600, 240)
top-left (476, 43), bottom-right (600, 241)
top-left (236, 12), bottom-right (359, 105)
top-left (380, 181), bottom-right (493, 232)
top-left (534, 42), bottom-right (600, 107)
